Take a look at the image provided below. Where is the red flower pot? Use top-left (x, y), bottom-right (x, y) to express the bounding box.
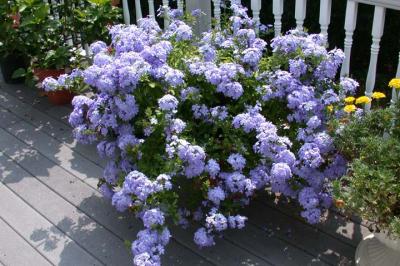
top-left (33, 68), bottom-right (65, 82)
top-left (47, 90), bottom-right (75, 105)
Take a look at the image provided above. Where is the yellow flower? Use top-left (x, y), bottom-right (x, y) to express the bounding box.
top-left (355, 96), bottom-right (371, 105)
top-left (327, 105), bottom-right (333, 112)
top-left (344, 96), bottom-right (355, 104)
top-left (389, 78), bottom-right (400, 89)
top-left (372, 92), bottom-right (386, 99)
top-left (344, 104), bottom-right (356, 113)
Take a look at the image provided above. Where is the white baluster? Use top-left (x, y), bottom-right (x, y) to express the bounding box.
top-left (319, 0), bottom-right (332, 37)
top-left (135, 0), bottom-right (142, 22)
top-left (213, 0), bottom-right (221, 29)
top-left (50, 0), bottom-right (58, 18)
top-left (365, 6), bottom-right (386, 111)
top-left (273, 0), bottom-right (284, 37)
top-left (251, 0), bottom-right (262, 34)
top-left (148, 0), bottom-right (155, 18)
top-left (177, 0), bottom-right (184, 12)
top-left (122, 0), bottom-right (130, 25)
top-left (162, 0), bottom-right (170, 29)
top-left (295, 0), bottom-right (307, 31)
top-left (340, 0), bottom-right (358, 77)
top-left (392, 52), bottom-right (400, 106)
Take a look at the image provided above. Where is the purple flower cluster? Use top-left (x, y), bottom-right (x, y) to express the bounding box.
top-left (67, 3), bottom-right (354, 264)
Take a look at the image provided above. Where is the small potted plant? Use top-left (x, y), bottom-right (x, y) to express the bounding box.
top-left (32, 46), bottom-right (72, 82)
top-left (0, 0), bottom-right (49, 83)
top-left (41, 68), bottom-right (86, 105)
top-left (331, 80), bottom-right (400, 265)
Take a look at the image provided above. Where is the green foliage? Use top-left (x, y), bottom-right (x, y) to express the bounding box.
top-left (73, 0), bottom-right (122, 44)
top-left (333, 103), bottom-right (400, 237)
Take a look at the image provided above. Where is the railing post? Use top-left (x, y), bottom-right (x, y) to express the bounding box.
top-left (340, 0), bottom-right (358, 77)
top-left (177, 0), bottom-right (184, 12)
top-left (122, 0), bottom-right (130, 25)
top-left (148, 0), bottom-right (155, 18)
top-left (273, 0), bottom-right (284, 37)
top-left (162, 0), bottom-right (170, 28)
top-left (186, 0), bottom-right (212, 34)
top-left (251, 0), bottom-right (262, 33)
top-left (392, 52), bottom-right (400, 106)
top-left (295, 0), bottom-right (307, 31)
top-left (365, 6), bottom-right (386, 111)
top-left (213, 0), bottom-right (221, 29)
top-left (319, 0), bottom-right (332, 38)
top-left (135, 0), bottom-right (142, 23)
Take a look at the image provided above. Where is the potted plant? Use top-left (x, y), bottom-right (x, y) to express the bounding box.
top-left (41, 68), bottom-right (86, 105)
top-left (0, 0), bottom-right (49, 83)
top-left (331, 80), bottom-right (400, 265)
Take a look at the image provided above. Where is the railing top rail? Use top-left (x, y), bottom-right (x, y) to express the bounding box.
top-left (352, 0), bottom-right (400, 10)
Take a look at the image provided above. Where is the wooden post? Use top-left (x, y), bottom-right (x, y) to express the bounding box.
top-left (295, 0), bottom-right (307, 31)
top-left (365, 6), bottom-right (386, 111)
top-left (213, 0), bottom-right (221, 29)
top-left (340, 0), bottom-right (358, 77)
top-left (273, 0), bottom-right (284, 37)
top-left (135, 0), bottom-right (142, 23)
top-left (392, 52), bottom-right (400, 106)
top-left (148, 0), bottom-right (155, 18)
top-left (186, 0), bottom-right (212, 35)
top-left (122, 0), bottom-right (130, 25)
top-left (162, 0), bottom-right (170, 29)
top-left (251, 0), bottom-right (262, 34)
top-left (319, 0), bottom-right (332, 38)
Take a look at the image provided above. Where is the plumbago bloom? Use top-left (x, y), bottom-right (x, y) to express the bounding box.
top-left (68, 4), bottom-right (355, 265)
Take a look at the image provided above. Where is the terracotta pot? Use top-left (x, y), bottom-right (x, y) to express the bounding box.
top-left (33, 68), bottom-right (65, 82)
top-left (47, 90), bottom-right (75, 105)
top-left (111, 0), bottom-right (120, 6)
top-left (355, 232), bottom-right (400, 265)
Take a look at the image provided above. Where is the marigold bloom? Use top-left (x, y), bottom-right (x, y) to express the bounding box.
top-left (335, 199), bottom-right (345, 208)
top-left (389, 78), bottom-right (400, 89)
top-left (355, 96), bottom-right (371, 105)
top-left (372, 92), bottom-right (386, 99)
top-left (344, 96), bottom-right (355, 103)
top-left (344, 104), bottom-right (356, 113)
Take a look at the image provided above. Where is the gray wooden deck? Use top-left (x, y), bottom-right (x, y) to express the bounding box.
top-left (0, 77), bottom-right (371, 266)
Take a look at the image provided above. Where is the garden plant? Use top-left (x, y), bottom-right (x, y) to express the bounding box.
top-left (54, 3), bottom-right (362, 265)
top-left (332, 80), bottom-right (400, 239)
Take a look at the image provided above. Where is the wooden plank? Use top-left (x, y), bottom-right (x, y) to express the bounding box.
top-left (261, 198), bottom-right (371, 247)
top-left (0, 184), bottom-right (103, 266)
top-left (243, 200), bottom-right (356, 265)
top-left (0, 218), bottom-right (53, 266)
top-left (5, 120), bottom-right (103, 189)
top-left (0, 128), bottom-right (263, 265)
top-left (222, 223), bottom-right (327, 265)
top-left (0, 154), bottom-right (132, 265)
top-left (0, 89), bottom-right (107, 168)
top-left (0, 107), bottom-right (21, 128)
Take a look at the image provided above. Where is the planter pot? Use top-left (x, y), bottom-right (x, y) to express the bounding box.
top-left (33, 68), bottom-right (65, 83)
top-left (355, 232), bottom-right (400, 266)
top-left (111, 0), bottom-right (120, 6)
top-left (47, 90), bottom-right (75, 105)
top-left (0, 54), bottom-right (29, 84)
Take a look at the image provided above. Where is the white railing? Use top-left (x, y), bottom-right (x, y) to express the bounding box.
top-left (123, 0), bottom-right (400, 106)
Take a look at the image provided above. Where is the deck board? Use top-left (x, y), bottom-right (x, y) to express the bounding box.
top-left (0, 218), bottom-right (53, 266)
top-left (0, 184), bottom-right (103, 266)
top-left (0, 82), bottom-right (364, 265)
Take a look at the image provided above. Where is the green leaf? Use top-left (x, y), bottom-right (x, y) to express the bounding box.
top-left (11, 68), bottom-right (26, 78)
